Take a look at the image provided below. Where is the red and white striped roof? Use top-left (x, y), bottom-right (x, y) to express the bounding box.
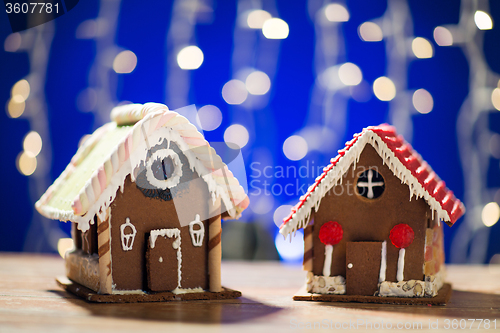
top-left (279, 124), bottom-right (465, 237)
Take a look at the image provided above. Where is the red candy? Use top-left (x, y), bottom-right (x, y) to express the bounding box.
top-left (319, 221), bottom-right (343, 246)
top-left (389, 223), bottom-right (414, 249)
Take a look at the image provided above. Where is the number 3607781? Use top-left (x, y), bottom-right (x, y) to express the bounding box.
top-left (444, 319), bottom-right (496, 330)
top-left (5, 3), bottom-right (59, 14)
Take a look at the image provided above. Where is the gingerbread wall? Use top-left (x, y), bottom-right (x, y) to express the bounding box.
top-left (424, 222), bottom-right (445, 276)
top-left (311, 144), bottom-right (430, 283)
top-left (109, 144), bottom-right (211, 292)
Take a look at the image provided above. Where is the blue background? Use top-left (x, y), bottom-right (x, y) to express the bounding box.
top-left (1, 0), bottom-right (499, 263)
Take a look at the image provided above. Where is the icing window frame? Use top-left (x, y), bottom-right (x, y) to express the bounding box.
top-left (146, 149), bottom-right (183, 189)
top-left (355, 168), bottom-right (385, 200)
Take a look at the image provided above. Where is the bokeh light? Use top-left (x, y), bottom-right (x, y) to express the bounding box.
top-left (489, 134), bottom-right (500, 159)
top-left (57, 238), bottom-right (74, 258)
top-left (262, 18), bottom-right (289, 39)
top-left (222, 79), bottom-right (248, 105)
top-left (6, 98), bottom-right (25, 118)
top-left (373, 77), bottom-right (396, 101)
top-left (273, 204), bottom-right (293, 227)
top-left (224, 124), bottom-right (249, 148)
top-left (474, 11), bottom-right (493, 30)
top-left (482, 202), bottom-right (500, 227)
top-left (412, 37), bottom-right (434, 59)
top-left (338, 63), bottom-right (362, 86)
top-left (11, 79), bottom-right (30, 102)
top-left (433, 26), bottom-right (453, 46)
top-left (247, 10), bottom-right (272, 29)
top-left (4, 33), bottom-right (21, 52)
top-left (275, 229), bottom-right (304, 262)
top-left (358, 22), bottom-right (383, 42)
top-left (177, 45), bottom-right (204, 70)
top-left (491, 88), bottom-right (500, 111)
top-left (23, 131), bottom-right (43, 156)
top-left (300, 126), bottom-right (336, 152)
top-left (112, 50), bottom-right (137, 74)
top-left (16, 151), bottom-right (37, 176)
top-left (245, 71), bottom-right (271, 95)
top-left (283, 135), bottom-right (308, 161)
top-left (197, 105), bottom-right (222, 131)
top-left (324, 3), bottom-right (349, 22)
top-left (319, 66), bottom-right (341, 91)
top-left (250, 196), bottom-right (274, 215)
top-left (412, 89), bottom-right (434, 114)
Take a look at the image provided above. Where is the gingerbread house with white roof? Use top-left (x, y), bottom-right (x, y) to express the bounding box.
top-left (36, 103), bottom-right (249, 302)
top-left (280, 124), bottom-right (465, 304)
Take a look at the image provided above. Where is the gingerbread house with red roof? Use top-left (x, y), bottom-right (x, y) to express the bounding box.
top-left (280, 124), bottom-right (465, 304)
top-left (36, 103), bottom-right (249, 302)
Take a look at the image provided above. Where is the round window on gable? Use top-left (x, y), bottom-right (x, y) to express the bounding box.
top-left (356, 169), bottom-right (385, 199)
top-left (151, 156), bottom-right (175, 181)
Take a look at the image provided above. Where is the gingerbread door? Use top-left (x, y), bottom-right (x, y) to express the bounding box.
top-left (346, 242), bottom-right (382, 296)
top-left (146, 229), bottom-right (181, 292)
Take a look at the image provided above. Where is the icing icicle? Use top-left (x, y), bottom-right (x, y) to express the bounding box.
top-left (35, 103), bottom-right (250, 232)
top-left (150, 228), bottom-right (182, 289)
top-left (279, 124), bottom-right (465, 238)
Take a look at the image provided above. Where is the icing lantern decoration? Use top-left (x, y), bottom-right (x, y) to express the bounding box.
top-left (120, 218), bottom-right (137, 251)
top-left (319, 221), bottom-right (343, 277)
top-left (389, 223), bottom-right (414, 282)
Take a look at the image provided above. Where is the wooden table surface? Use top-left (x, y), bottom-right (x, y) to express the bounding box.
top-left (0, 253), bottom-right (499, 332)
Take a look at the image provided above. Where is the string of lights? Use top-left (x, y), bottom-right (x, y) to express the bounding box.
top-left (2, 0), bottom-right (498, 262)
top-left (451, 0), bottom-right (499, 263)
top-left (76, 0), bottom-right (124, 126)
top-left (5, 23), bottom-right (62, 251)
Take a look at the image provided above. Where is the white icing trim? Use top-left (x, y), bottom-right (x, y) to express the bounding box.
top-left (145, 149), bottom-right (182, 190)
top-left (149, 228), bottom-right (182, 289)
top-left (150, 228), bottom-right (180, 248)
top-left (37, 109), bottom-right (248, 232)
top-left (47, 125), bottom-right (239, 232)
top-left (188, 214), bottom-right (205, 247)
top-left (280, 130), bottom-right (451, 238)
top-left (172, 287), bottom-right (204, 294)
top-left (112, 289), bottom-right (145, 295)
top-left (323, 244), bottom-right (333, 277)
top-left (379, 241), bottom-right (387, 282)
top-left (39, 157), bottom-right (132, 232)
top-left (357, 169), bottom-right (384, 199)
top-left (397, 248), bottom-right (405, 282)
top-left (120, 218), bottom-right (136, 251)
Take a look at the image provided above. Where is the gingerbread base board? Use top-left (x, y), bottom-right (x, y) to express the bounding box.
top-left (56, 276), bottom-right (241, 303)
top-left (293, 283), bottom-right (452, 305)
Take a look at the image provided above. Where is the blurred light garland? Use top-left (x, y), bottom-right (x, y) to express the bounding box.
top-left (10, 23), bottom-right (66, 252)
top-left (77, 0), bottom-right (123, 125)
top-left (451, 0), bottom-right (499, 263)
top-left (3, 0), bottom-right (498, 262)
top-left (166, 0), bottom-right (206, 110)
top-left (230, 0), bottom-right (283, 224)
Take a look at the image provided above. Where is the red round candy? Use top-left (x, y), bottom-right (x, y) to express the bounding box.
top-left (389, 223), bottom-right (414, 249)
top-left (319, 221), bottom-right (343, 246)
